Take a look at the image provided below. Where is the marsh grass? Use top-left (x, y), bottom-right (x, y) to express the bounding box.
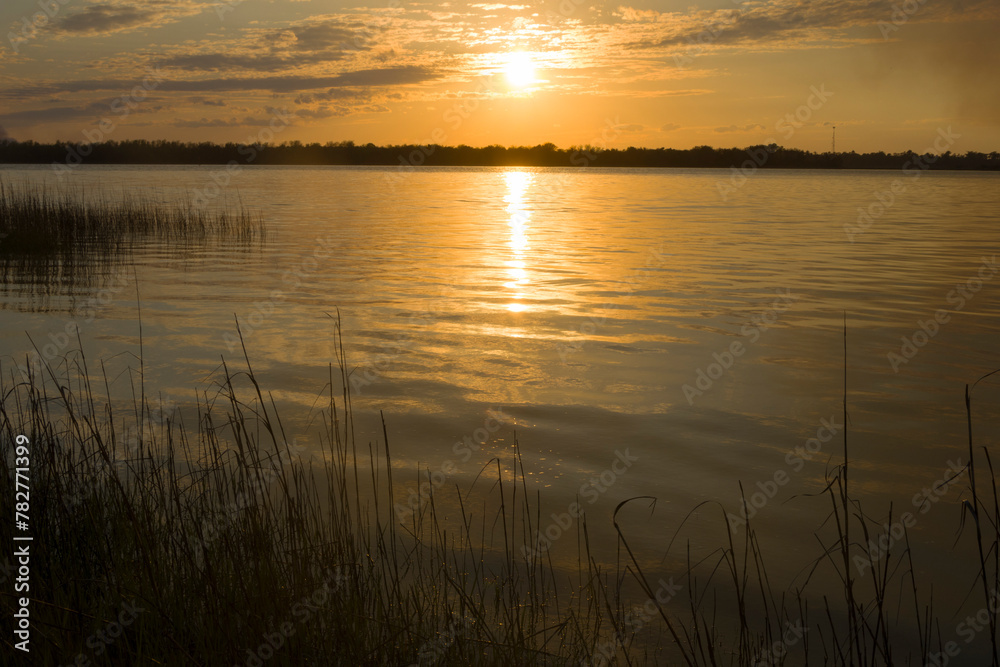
top-left (0, 181), bottom-right (266, 302)
top-left (607, 326), bottom-right (1000, 667)
top-left (0, 180), bottom-right (264, 257)
top-left (0, 319), bottom-right (614, 665)
top-left (0, 316), bottom-right (998, 665)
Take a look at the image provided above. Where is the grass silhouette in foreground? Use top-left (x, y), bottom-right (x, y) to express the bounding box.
top-left (1, 310), bottom-right (998, 665)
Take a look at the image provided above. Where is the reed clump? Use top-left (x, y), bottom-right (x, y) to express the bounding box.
top-left (0, 180), bottom-right (265, 257)
top-left (0, 322), bottom-right (613, 666)
top-left (0, 318), bottom-right (997, 666)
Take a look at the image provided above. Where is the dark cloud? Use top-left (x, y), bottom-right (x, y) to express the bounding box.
top-left (1, 66), bottom-right (439, 98)
top-left (280, 23), bottom-right (369, 51)
top-left (157, 19), bottom-right (377, 73)
top-left (0, 125), bottom-right (8, 139)
top-left (172, 116), bottom-right (280, 128)
top-left (295, 88), bottom-right (372, 105)
top-left (0, 103), bottom-right (108, 126)
top-left (0, 97), bottom-right (165, 127)
top-left (632, 0), bottom-right (995, 49)
top-left (169, 99), bottom-right (389, 127)
top-left (330, 67), bottom-right (432, 87)
top-left (714, 123), bottom-right (765, 133)
top-left (49, 4), bottom-right (159, 34)
top-left (292, 107), bottom-right (350, 119)
top-left (159, 52), bottom-right (349, 73)
top-left (291, 103), bottom-right (390, 119)
top-left (188, 96), bottom-right (227, 107)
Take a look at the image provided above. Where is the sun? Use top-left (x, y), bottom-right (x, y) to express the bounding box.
top-left (504, 52), bottom-right (536, 88)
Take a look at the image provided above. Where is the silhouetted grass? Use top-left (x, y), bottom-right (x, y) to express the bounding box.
top-left (609, 323), bottom-right (1000, 666)
top-left (0, 180), bottom-right (264, 257)
top-left (0, 318), bottom-right (613, 665)
top-left (0, 317), bottom-right (997, 665)
top-left (0, 180), bottom-right (265, 299)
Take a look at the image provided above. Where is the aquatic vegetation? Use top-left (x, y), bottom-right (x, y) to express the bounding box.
top-left (0, 318), bottom-right (997, 665)
top-left (0, 180), bottom-right (265, 257)
top-left (0, 180), bottom-right (265, 301)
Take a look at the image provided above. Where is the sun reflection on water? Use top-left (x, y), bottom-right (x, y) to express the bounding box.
top-left (503, 171), bottom-right (533, 312)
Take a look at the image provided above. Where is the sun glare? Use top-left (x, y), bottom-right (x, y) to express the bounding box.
top-left (504, 52), bottom-right (536, 88)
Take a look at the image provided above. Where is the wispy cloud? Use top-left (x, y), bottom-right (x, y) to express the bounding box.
top-left (50, 4), bottom-right (156, 33)
top-left (617, 0), bottom-right (999, 51)
top-left (715, 123), bottom-right (765, 133)
top-left (1, 66), bottom-right (440, 98)
top-left (47, 1), bottom-right (213, 35)
top-left (173, 115), bottom-right (286, 128)
top-left (0, 99), bottom-right (162, 127)
top-left (158, 52), bottom-right (350, 73)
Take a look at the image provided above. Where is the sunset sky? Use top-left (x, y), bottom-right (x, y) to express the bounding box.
top-left (1, 0), bottom-right (997, 152)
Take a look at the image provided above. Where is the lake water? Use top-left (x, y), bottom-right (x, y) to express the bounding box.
top-left (2, 164), bottom-right (1000, 636)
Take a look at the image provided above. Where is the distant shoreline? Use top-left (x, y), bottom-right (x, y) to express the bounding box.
top-left (2, 140), bottom-right (998, 171)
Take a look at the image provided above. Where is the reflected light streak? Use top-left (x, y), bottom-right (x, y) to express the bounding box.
top-left (503, 171), bottom-right (533, 312)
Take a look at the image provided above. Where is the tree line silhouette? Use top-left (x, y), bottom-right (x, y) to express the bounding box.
top-left (1, 139), bottom-right (998, 170)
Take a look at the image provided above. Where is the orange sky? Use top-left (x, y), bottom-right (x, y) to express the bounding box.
top-left (1, 0), bottom-right (998, 152)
